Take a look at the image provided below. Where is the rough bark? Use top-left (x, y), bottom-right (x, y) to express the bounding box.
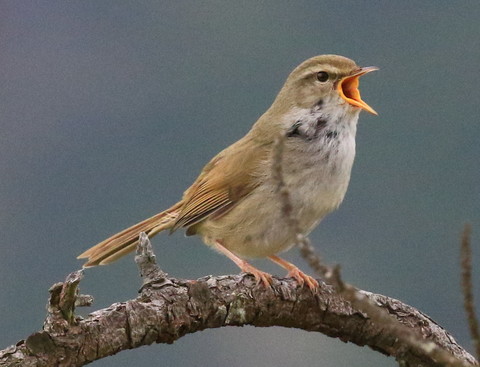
top-left (0, 236), bottom-right (477, 367)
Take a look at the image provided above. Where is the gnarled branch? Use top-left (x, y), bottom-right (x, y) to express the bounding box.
top-left (0, 235), bottom-right (477, 367)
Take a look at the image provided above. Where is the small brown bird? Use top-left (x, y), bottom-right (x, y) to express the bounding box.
top-left (78, 55), bottom-right (377, 289)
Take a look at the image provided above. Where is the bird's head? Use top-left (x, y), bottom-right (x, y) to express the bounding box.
top-left (274, 54), bottom-right (378, 116)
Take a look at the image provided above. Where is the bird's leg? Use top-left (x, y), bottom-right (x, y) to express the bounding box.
top-left (213, 240), bottom-right (273, 287)
top-left (268, 255), bottom-right (318, 290)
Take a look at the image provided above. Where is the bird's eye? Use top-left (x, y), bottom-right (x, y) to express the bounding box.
top-left (316, 71), bottom-right (329, 82)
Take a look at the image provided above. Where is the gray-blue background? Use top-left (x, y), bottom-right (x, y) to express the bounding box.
top-left (1, 1), bottom-right (479, 366)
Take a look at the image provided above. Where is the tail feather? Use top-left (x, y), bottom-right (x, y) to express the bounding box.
top-left (78, 202), bottom-right (181, 267)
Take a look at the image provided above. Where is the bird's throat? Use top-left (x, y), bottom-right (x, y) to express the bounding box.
top-left (283, 103), bottom-right (358, 146)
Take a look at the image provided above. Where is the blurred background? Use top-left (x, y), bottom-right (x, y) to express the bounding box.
top-left (1, 1), bottom-right (479, 366)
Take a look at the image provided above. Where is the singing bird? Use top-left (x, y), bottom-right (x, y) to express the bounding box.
top-left (78, 55), bottom-right (377, 289)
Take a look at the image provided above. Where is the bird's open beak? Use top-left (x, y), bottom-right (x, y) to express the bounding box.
top-left (337, 66), bottom-right (378, 115)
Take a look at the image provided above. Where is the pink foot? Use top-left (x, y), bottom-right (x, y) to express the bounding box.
top-left (287, 267), bottom-right (319, 290)
top-left (239, 262), bottom-right (273, 287)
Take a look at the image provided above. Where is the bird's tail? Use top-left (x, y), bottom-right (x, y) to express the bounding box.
top-left (77, 202), bottom-right (182, 267)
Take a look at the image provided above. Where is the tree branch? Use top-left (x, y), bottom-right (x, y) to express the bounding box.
top-left (461, 224), bottom-right (480, 360)
top-left (0, 235), bottom-right (477, 367)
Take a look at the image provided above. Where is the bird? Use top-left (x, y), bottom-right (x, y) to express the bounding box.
top-left (78, 54), bottom-right (378, 289)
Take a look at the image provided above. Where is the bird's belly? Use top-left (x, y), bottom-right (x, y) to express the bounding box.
top-left (197, 163), bottom-right (351, 258)
top-left (197, 128), bottom-right (356, 258)
top-left (197, 191), bottom-right (301, 258)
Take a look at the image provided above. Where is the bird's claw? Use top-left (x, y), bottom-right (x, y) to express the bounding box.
top-left (287, 267), bottom-right (319, 290)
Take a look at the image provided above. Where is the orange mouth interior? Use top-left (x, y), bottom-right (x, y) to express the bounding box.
top-left (337, 69), bottom-right (377, 115)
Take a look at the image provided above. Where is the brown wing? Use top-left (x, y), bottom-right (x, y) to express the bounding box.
top-left (171, 135), bottom-right (270, 231)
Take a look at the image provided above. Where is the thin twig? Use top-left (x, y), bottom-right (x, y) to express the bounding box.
top-left (461, 223), bottom-right (480, 360)
top-left (272, 135), bottom-right (331, 277)
top-left (271, 133), bottom-right (477, 367)
top-left (272, 134), bottom-right (296, 228)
